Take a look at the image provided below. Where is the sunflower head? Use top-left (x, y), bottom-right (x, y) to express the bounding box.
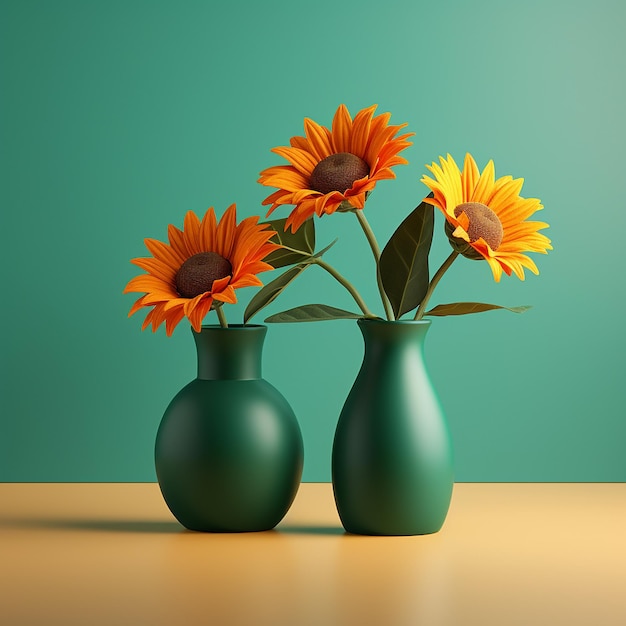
top-left (123, 204), bottom-right (280, 335)
top-left (258, 104), bottom-right (414, 232)
top-left (421, 153), bottom-right (552, 281)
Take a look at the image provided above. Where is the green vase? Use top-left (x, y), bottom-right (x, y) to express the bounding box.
top-left (155, 324), bottom-right (304, 532)
top-left (332, 319), bottom-right (454, 535)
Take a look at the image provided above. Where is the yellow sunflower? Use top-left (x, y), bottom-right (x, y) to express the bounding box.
top-left (124, 205), bottom-right (279, 335)
top-left (259, 104), bottom-right (413, 232)
top-left (421, 153), bottom-right (552, 281)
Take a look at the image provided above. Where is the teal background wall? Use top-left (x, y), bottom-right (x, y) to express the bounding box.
top-left (1, 0), bottom-right (624, 482)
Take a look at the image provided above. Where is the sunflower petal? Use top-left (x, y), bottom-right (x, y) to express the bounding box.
top-left (215, 203), bottom-right (237, 259)
top-left (421, 152), bottom-right (550, 282)
top-left (272, 146), bottom-right (318, 177)
top-left (199, 207), bottom-right (217, 252)
top-left (461, 153), bottom-right (480, 200)
top-left (212, 285), bottom-right (237, 304)
top-left (130, 257), bottom-right (176, 283)
top-left (331, 104), bottom-right (353, 153)
top-left (188, 297), bottom-right (213, 332)
top-left (183, 211), bottom-right (202, 255)
top-left (164, 307), bottom-right (186, 336)
top-left (144, 238), bottom-right (185, 269)
top-left (211, 275), bottom-right (231, 294)
top-left (304, 118), bottom-right (333, 160)
top-left (259, 104), bottom-right (412, 231)
top-left (128, 296), bottom-right (147, 317)
top-left (167, 224), bottom-right (194, 258)
top-left (350, 105), bottom-right (376, 157)
top-left (471, 159), bottom-right (496, 204)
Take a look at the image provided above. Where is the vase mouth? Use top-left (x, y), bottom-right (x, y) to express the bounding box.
top-left (192, 324), bottom-right (267, 335)
top-left (358, 318), bottom-right (431, 326)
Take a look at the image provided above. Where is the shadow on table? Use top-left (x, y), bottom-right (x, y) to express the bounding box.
top-left (1, 518), bottom-right (183, 534)
top-left (2, 518), bottom-right (349, 535)
top-left (277, 524), bottom-right (345, 536)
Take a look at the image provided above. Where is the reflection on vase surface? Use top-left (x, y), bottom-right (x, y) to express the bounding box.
top-left (155, 325), bottom-right (304, 532)
top-left (332, 319), bottom-right (454, 535)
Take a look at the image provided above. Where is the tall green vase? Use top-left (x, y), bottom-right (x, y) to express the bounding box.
top-left (332, 319), bottom-right (453, 535)
top-left (155, 324), bottom-right (304, 532)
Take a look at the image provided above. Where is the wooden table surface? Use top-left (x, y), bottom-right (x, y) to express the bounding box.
top-left (1, 483), bottom-right (625, 626)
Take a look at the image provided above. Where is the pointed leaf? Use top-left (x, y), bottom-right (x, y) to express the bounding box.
top-left (262, 217), bottom-right (315, 268)
top-left (380, 198), bottom-right (434, 318)
top-left (282, 238), bottom-right (338, 267)
top-left (426, 302), bottom-right (532, 317)
top-left (265, 304), bottom-right (363, 323)
top-left (243, 263), bottom-right (311, 324)
top-left (244, 237), bottom-right (339, 323)
top-left (309, 237), bottom-right (338, 260)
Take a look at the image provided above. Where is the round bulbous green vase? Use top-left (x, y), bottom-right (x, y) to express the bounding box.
top-left (332, 319), bottom-right (454, 536)
top-left (155, 324), bottom-right (304, 532)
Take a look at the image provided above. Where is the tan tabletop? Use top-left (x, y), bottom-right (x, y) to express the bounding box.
top-left (0, 483), bottom-right (625, 626)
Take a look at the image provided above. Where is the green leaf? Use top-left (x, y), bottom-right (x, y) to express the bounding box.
top-left (309, 238), bottom-right (338, 260)
top-left (244, 238), bottom-right (339, 323)
top-left (379, 198), bottom-right (434, 318)
top-left (262, 217), bottom-right (315, 269)
top-left (426, 302), bottom-right (532, 317)
top-left (243, 263), bottom-right (311, 324)
top-left (265, 304), bottom-right (363, 323)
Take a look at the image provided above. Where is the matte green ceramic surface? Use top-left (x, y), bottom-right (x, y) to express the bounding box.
top-left (155, 325), bottom-right (304, 532)
top-left (332, 320), bottom-right (453, 535)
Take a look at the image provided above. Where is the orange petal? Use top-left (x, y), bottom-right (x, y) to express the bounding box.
top-left (272, 146), bottom-right (318, 176)
top-left (183, 211), bottom-right (202, 255)
top-left (304, 118), bottom-right (333, 161)
top-left (164, 307), bottom-right (186, 336)
top-left (144, 238), bottom-right (185, 270)
top-left (123, 274), bottom-right (173, 295)
top-left (212, 284), bottom-right (237, 304)
top-left (128, 296), bottom-right (147, 317)
top-left (350, 105), bottom-right (376, 157)
top-left (142, 290), bottom-right (181, 306)
top-left (230, 274), bottom-right (264, 289)
top-left (188, 297), bottom-right (213, 332)
top-left (260, 165), bottom-right (311, 192)
top-left (141, 308), bottom-right (155, 331)
top-left (130, 257), bottom-right (176, 283)
top-left (286, 203), bottom-right (316, 232)
top-left (168, 224), bottom-right (194, 258)
top-left (364, 112), bottom-right (392, 165)
top-left (211, 275), bottom-right (231, 294)
top-left (331, 104), bottom-right (352, 153)
top-left (215, 203), bottom-right (237, 259)
top-left (199, 207), bottom-right (218, 252)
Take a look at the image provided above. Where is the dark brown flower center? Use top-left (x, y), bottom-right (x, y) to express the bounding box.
top-left (175, 252), bottom-right (232, 298)
top-left (454, 202), bottom-right (504, 251)
top-left (309, 152), bottom-right (370, 195)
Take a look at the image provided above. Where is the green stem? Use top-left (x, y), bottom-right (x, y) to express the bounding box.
top-left (313, 258), bottom-right (375, 318)
top-left (353, 210), bottom-right (394, 321)
top-left (414, 251), bottom-right (459, 321)
top-left (216, 305), bottom-right (229, 328)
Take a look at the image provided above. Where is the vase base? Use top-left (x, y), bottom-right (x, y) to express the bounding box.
top-left (342, 525), bottom-right (444, 537)
top-left (181, 524), bottom-right (277, 533)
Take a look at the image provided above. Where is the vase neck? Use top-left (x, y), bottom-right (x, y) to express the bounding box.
top-left (357, 319), bottom-right (431, 359)
top-left (192, 325), bottom-right (266, 380)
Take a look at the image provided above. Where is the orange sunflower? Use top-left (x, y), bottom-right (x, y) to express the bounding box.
top-left (258, 104), bottom-right (413, 232)
top-left (421, 153), bottom-right (552, 281)
top-left (124, 205), bottom-right (279, 335)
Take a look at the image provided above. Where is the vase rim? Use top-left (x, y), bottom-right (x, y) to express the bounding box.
top-left (358, 318), bottom-right (431, 326)
top-left (193, 324), bottom-right (266, 333)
